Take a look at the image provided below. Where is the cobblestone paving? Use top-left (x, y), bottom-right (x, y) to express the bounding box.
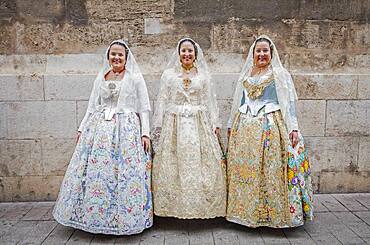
top-left (1, 193), bottom-right (370, 244)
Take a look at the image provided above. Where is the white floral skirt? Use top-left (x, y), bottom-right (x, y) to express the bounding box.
top-left (53, 111), bottom-right (153, 235)
top-left (152, 111), bottom-right (227, 219)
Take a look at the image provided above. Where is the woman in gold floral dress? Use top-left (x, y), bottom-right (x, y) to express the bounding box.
top-left (226, 35), bottom-right (313, 228)
top-left (151, 38), bottom-right (226, 219)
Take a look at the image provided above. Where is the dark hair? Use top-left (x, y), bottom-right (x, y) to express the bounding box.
top-left (253, 37), bottom-right (273, 57)
top-left (107, 41), bottom-right (129, 60)
top-left (178, 38), bottom-right (198, 59)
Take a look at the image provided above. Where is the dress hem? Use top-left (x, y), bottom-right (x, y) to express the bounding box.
top-left (154, 211), bottom-right (225, 220)
top-left (226, 216), bottom-right (304, 228)
top-left (53, 213), bottom-right (153, 236)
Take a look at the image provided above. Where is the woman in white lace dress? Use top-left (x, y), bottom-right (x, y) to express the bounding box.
top-left (151, 38), bottom-right (226, 219)
top-left (53, 40), bottom-right (153, 235)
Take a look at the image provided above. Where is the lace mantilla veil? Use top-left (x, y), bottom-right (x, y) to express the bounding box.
top-left (228, 35), bottom-right (298, 133)
top-left (151, 38), bottom-right (220, 132)
top-left (86, 39), bottom-right (151, 114)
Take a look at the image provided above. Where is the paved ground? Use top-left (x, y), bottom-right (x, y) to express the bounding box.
top-left (1, 193), bottom-right (370, 244)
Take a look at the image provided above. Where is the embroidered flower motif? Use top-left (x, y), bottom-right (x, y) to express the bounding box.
top-left (303, 203), bottom-right (310, 213)
top-left (288, 169), bottom-right (294, 181)
top-left (290, 206), bottom-right (296, 214)
top-left (291, 176), bottom-right (299, 185)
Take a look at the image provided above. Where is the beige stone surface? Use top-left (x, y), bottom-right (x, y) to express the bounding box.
top-left (211, 74), bottom-right (239, 100)
top-left (44, 74), bottom-right (94, 101)
top-left (41, 138), bottom-right (75, 176)
top-left (143, 74), bottom-right (161, 100)
top-left (206, 53), bottom-right (244, 74)
top-left (358, 75), bottom-right (370, 99)
top-left (0, 55), bottom-right (47, 74)
top-left (0, 175), bottom-right (63, 201)
top-left (0, 103), bottom-right (6, 139)
top-left (319, 171), bottom-right (370, 193)
top-left (305, 137), bottom-right (359, 173)
top-left (0, 74), bottom-right (44, 101)
top-left (358, 137), bottom-right (370, 171)
top-left (76, 101), bottom-right (88, 127)
top-left (293, 74), bottom-right (358, 100)
top-left (4, 101), bottom-right (76, 139)
top-left (0, 139), bottom-right (42, 177)
top-left (326, 100), bottom-right (370, 136)
top-left (296, 100), bottom-right (326, 136)
top-left (46, 54), bottom-right (102, 75)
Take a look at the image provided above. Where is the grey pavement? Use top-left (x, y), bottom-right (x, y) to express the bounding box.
top-left (1, 193), bottom-right (370, 244)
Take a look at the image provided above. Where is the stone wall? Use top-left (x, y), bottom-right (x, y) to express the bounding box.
top-left (0, 0), bottom-right (369, 201)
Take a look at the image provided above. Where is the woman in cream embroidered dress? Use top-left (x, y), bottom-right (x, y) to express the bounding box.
top-left (151, 38), bottom-right (226, 219)
top-left (226, 35), bottom-right (313, 228)
top-left (53, 40), bottom-right (153, 235)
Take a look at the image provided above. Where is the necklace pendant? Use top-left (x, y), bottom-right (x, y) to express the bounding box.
top-left (183, 78), bottom-right (191, 89)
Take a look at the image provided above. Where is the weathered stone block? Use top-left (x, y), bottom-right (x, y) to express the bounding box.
top-left (176, 0), bottom-right (299, 21)
top-left (211, 74), bottom-right (239, 100)
top-left (16, 0), bottom-right (65, 23)
top-left (288, 51), bottom-right (357, 73)
top-left (358, 137), bottom-right (370, 171)
top-left (319, 171), bottom-right (370, 193)
top-left (296, 100), bottom-right (326, 136)
top-left (206, 53), bottom-right (244, 74)
top-left (46, 54), bottom-right (102, 75)
top-left (326, 100), bottom-right (370, 136)
top-left (41, 138), bottom-right (75, 175)
top-left (0, 0), bottom-right (16, 20)
top-left (293, 74), bottom-right (358, 100)
top-left (4, 101), bottom-right (76, 139)
top-left (134, 48), bottom-right (173, 75)
top-left (0, 55), bottom-right (47, 74)
top-left (218, 99), bottom-right (232, 129)
top-left (0, 175), bottom-right (63, 201)
top-left (0, 23), bottom-right (15, 54)
top-left (305, 137), bottom-right (359, 173)
top-left (65, 0), bottom-right (88, 25)
top-left (358, 75), bottom-right (370, 99)
top-left (76, 100), bottom-right (88, 126)
top-left (211, 21), bottom-right (258, 54)
top-left (44, 74), bottom-right (95, 100)
top-left (143, 74), bottom-right (161, 101)
top-left (0, 103), bottom-right (6, 139)
top-left (86, 0), bottom-right (171, 21)
top-left (144, 18), bottom-right (162, 35)
top-left (298, 0), bottom-right (369, 21)
top-left (0, 139), bottom-right (42, 176)
top-left (311, 172), bottom-right (320, 194)
top-left (0, 74), bottom-right (44, 101)
top-left (15, 22), bottom-right (128, 54)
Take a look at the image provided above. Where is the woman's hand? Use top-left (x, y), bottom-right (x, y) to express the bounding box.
top-left (76, 131), bottom-right (82, 144)
top-left (141, 136), bottom-right (151, 153)
top-left (227, 128), bottom-right (231, 141)
top-left (289, 130), bottom-right (298, 148)
top-left (214, 127), bottom-right (221, 137)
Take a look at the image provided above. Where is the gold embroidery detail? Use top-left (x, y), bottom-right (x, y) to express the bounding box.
top-left (243, 75), bottom-right (274, 100)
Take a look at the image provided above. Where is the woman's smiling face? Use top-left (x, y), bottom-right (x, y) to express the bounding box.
top-left (253, 41), bottom-right (272, 69)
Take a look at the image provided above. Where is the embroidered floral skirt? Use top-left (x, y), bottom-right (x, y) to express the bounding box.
top-left (53, 111), bottom-right (153, 235)
top-left (152, 111), bottom-right (227, 219)
top-left (226, 110), bottom-right (313, 228)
